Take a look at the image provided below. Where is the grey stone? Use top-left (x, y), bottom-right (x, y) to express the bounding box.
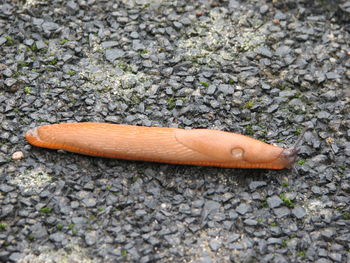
top-left (105, 49), bottom-right (125, 62)
top-left (229, 0), bottom-right (239, 8)
top-left (304, 74), bottom-right (314, 82)
top-left (218, 84), bottom-right (234, 95)
top-left (203, 200), bottom-right (221, 219)
top-left (82, 197), bottom-right (97, 207)
top-left (184, 76), bottom-right (194, 82)
top-left (162, 68), bottom-right (173, 76)
top-left (0, 37), bottom-right (6, 46)
top-left (256, 46), bottom-right (273, 58)
top-left (210, 100), bottom-right (220, 108)
top-left (228, 210), bottom-right (238, 220)
top-left (275, 45), bottom-right (291, 56)
top-left (260, 5), bottom-right (269, 14)
top-left (315, 258), bottom-right (332, 263)
top-left (0, 184), bottom-right (14, 193)
top-left (62, 53), bottom-right (73, 62)
top-left (4, 78), bottom-right (17, 87)
top-left (267, 104), bottom-right (279, 113)
top-left (329, 253), bottom-right (342, 262)
top-left (317, 111), bottom-right (330, 120)
top-left (206, 85), bottom-right (216, 95)
top-left (49, 232), bottom-right (66, 243)
top-left (274, 11), bottom-right (287, 20)
top-left (35, 40), bottom-right (47, 49)
top-left (132, 40), bottom-right (145, 51)
top-left (24, 39), bottom-right (34, 46)
top-left (101, 41), bottom-right (119, 49)
top-left (279, 90), bottom-right (296, 98)
top-left (227, 234), bottom-right (240, 243)
top-left (321, 228), bottom-right (335, 241)
top-left (173, 21), bottom-right (182, 29)
top-left (321, 90), bottom-right (336, 101)
top-left (30, 223), bottom-right (48, 239)
top-left (135, 209), bottom-right (147, 217)
top-left (221, 192), bottom-right (234, 202)
top-left (273, 207), bottom-right (290, 218)
top-left (42, 21), bottom-right (59, 31)
top-left (72, 217), bottom-right (87, 225)
top-left (143, 60), bottom-right (153, 68)
top-left (311, 186), bottom-right (322, 194)
top-left (244, 219), bottom-right (258, 226)
top-left (267, 237), bottom-right (282, 245)
top-left (180, 17), bottom-right (191, 26)
top-left (249, 181), bottom-right (267, 191)
top-left (0, 251), bottom-right (10, 262)
top-left (32, 17), bottom-right (44, 27)
top-left (130, 31), bottom-right (139, 38)
top-left (326, 72), bottom-right (340, 79)
top-left (85, 231), bottom-right (98, 246)
top-left (267, 195), bottom-right (282, 208)
top-left (85, 98), bottom-right (95, 106)
top-left (209, 239), bottom-right (221, 252)
top-left (236, 203), bottom-right (251, 215)
top-left (270, 226), bottom-right (282, 236)
top-left (9, 253), bottom-right (25, 262)
top-left (315, 71), bottom-right (326, 83)
top-left (67, 0), bottom-right (78, 12)
top-left (292, 206), bottom-right (306, 219)
top-left (140, 255), bottom-right (152, 263)
top-left (1, 204), bottom-right (14, 217)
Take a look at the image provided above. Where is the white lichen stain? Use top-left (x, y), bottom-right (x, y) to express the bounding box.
top-left (79, 38), bottom-right (153, 97)
top-left (186, 229), bottom-right (233, 263)
top-left (10, 167), bottom-right (51, 192)
top-left (18, 244), bottom-right (93, 263)
top-left (177, 9), bottom-right (266, 67)
top-left (120, 0), bottom-right (165, 8)
top-left (306, 199), bottom-right (325, 212)
top-left (305, 199), bottom-right (333, 220)
top-left (23, 0), bottom-right (39, 8)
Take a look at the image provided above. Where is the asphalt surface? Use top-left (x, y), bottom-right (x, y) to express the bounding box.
top-left (0, 0), bottom-right (350, 262)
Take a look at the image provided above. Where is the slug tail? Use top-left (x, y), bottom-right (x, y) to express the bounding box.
top-left (25, 127), bottom-right (41, 146)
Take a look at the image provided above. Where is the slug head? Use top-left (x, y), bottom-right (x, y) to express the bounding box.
top-left (280, 126), bottom-right (310, 169)
top-left (281, 147), bottom-right (300, 169)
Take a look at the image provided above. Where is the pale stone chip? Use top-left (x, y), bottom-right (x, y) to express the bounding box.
top-left (12, 151), bottom-right (24, 160)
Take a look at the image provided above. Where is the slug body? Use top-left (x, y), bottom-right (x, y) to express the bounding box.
top-left (25, 123), bottom-right (299, 169)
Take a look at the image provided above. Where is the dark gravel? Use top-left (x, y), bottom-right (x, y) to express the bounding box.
top-left (1, 0), bottom-right (350, 262)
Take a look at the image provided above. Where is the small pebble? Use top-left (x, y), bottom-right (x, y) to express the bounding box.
top-left (12, 151), bottom-right (24, 160)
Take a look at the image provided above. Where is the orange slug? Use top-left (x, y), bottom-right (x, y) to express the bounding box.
top-left (25, 122), bottom-right (306, 169)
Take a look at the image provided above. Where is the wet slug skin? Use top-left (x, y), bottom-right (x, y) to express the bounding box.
top-left (25, 122), bottom-right (305, 169)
